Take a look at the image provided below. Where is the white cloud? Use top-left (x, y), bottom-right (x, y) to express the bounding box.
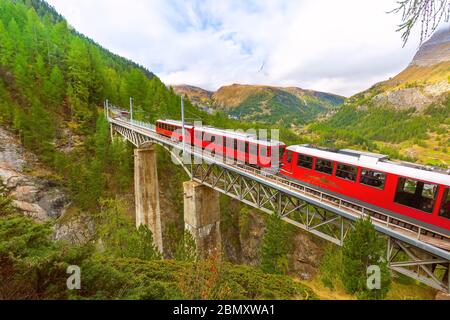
top-left (46, 0), bottom-right (427, 97)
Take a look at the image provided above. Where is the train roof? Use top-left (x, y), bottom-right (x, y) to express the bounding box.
top-left (197, 126), bottom-right (257, 140)
top-left (157, 119), bottom-right (194, 129)
top-left (197, 126), bottom-right (285, 147)
top-left (287, 144), bottom-right (450, 186)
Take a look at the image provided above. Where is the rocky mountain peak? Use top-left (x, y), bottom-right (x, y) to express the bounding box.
top-left (411, 27), bottom-right (450, 67)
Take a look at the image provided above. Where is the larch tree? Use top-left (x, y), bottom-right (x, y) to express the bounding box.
top-left (392, 0), bottom-right (450, 45)
top-left (66, 37), bottom-right (93, 126)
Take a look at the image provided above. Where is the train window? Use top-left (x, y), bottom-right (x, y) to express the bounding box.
top-left (238, 141), bottom-right (246, 152)
top-left (260, 146), bottom-right (268, 158)
top-left (234, 140), bottom-right (238, 150)
top-left (315, 158), bottom-right (333, 175)
top-left (286, 151), bottom-right (293, 163)
top-left (439, 189), bottom-right (450, 220)
top-left (297, 154), bottom-right (313, 169)
top-left (360, 169), bottom-right (386, 189)
top-left (250, 144), bottom-right (258, 156)
top-left (394, 178), bottom-right (438, 214)
top-left (203, 134), bottom-right (215, 144)
top-left (336, 164), bottom-right (357, 182)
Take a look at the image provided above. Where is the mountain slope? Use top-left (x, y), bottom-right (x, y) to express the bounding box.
top-left (309, 28), bottom-right (450, 166)
top-left (172, 85), bottom-right (213, 106)
top-left (174, 83), bottom-right (345, 126)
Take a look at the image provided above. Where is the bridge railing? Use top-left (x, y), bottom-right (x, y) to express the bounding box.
top-left (130, 119), bottom-right (156, 131)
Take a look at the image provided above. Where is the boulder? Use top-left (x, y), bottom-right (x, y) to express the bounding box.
top-left (12, 200), bottom-right (48, 221)
top-left (11, 185), bottom-right (40, 203)
top-left (54, 214), bottom-right (95, 245)
top-left (38, 190), bottom-right (68, 218)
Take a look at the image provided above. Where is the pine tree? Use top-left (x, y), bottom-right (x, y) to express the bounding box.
top-left (13, 54), bottom-right (29, 94)
top-left (66, 37), bottom-right (93, 126)
top-left (341, 216), bottom-right (391, 300)
top-left (260, 214), bottom-right (293, 275)
top-left (33, 54), bottom-right (46, 85)
top-left (1, 19), bottom-right (17, 66)
top-left (44, 65), bottom-right (65, 108)
top-left (174, 231), bottom-right (198, 262)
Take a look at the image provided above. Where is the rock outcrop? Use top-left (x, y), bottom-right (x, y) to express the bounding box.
top-left (411, 27), bottom-right (450, 67)
top-left (372, 80), bottom-right (450, 111)
top-left (53, 213), bottom-right (95, 244)
top-left (222, 206), bottom-right (323, 279)
top-left (0, 126), bottom-right (69, 221)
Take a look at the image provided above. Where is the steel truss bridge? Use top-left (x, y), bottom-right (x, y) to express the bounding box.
top-left (108, 110), bottom-right (450, 293)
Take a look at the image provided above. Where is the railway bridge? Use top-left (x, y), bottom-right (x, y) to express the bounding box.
top-left (106, 104), bottom-right (450, 294)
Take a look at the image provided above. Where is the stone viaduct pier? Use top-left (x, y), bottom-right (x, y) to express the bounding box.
top-left (134, 145), bottom-right (221, 258)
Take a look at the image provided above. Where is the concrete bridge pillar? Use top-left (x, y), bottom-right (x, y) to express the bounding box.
top-left (134, 146), bottom-right (164, 254)
top-left (183, 181), bottom-right (221, 259)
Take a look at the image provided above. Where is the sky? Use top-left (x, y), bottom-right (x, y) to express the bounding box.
top-left (45, 0), bottom-right (439, 97)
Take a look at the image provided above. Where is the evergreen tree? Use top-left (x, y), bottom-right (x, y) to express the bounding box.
top-left (44, 65), bottom-right (65, 108)
top-left (260, 215), bottom-right (293, 275)
top-left (174, 231), bottom-right (198, 262)
top-left (341, 216), bottom-right (391, 300)
top-left (96, 199), bottom-right (161, 261)
top-left (2, 18), bottom-right (20, 66)
top-left (66, 37), bottom-right (93, 126)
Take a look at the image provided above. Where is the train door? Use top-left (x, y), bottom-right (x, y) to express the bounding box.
top-left (282, 151), bottom-right (294, 174)
top-left (248, 142), bottom-right (258, 166)
top-left (439, 188), bottom-right (450, 220)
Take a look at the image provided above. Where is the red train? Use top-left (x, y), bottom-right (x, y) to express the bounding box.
top-left (156, 120), bottom-right (450, 235)
top-left (156, 120), bottom-right (286, 169)
top-left (281, 145), bottom-right (450, 235)
top-left (156, 119), bottom-right (194, 143)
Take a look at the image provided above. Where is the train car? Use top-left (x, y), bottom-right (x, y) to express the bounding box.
top-left (280, 145), bottom-right (450, 235)
top-left (193, 126), bottom-right (286, 169)
top-left (156, 120), bottom-right (194, 144)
